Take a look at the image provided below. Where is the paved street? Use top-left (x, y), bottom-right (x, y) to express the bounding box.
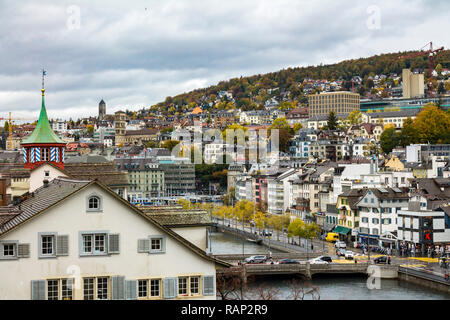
top-left (215, 218), bottom-right (450, 276)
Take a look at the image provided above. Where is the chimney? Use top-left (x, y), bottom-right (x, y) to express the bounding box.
top-left (0, 178), bottom-right (6, 206)
top-left (43, 179), bottom-right (49, 188)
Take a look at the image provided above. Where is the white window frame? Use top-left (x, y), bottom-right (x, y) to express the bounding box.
top-left (38, 232), bottom-right (57, 259)
top-left (149, 235), bottom-right (166, 254)
top-left (138, 280), bottom-right (148, 299)
top-left (86, 193), bottom-right (103, 212)
top-left (150, 279), bottom-right (161, 299)
top-left (0, 241), bottom-right (18, 260)
top-left (46, 278), bottom-right (74, 300)
top-left (177, 276), bottom-right (202, 297)
top-left (79, 231), bottom-right (108, 256)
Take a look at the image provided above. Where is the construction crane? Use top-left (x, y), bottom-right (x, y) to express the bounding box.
top-left (398, 41), bottom-right (445, 96)
top-left (0, 113), bottom-right (35, 150)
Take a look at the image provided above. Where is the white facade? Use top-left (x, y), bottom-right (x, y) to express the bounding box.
top-left (0, 180), bottom-right (222, 300)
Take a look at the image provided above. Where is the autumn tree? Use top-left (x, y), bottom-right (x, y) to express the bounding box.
top-left (161, 140), bottom-right (180, 151)
top-left (292, 122), bottom-right (303, 133)
top-left (287, 219), bottom-right (305, 244)
top-left (413, 104), bottom-right (450, 144)
top-left (347, 110), bottom-right (363, 125)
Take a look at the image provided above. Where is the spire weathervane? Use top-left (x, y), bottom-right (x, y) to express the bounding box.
top-left (42, 69), bottom-right (47, 95)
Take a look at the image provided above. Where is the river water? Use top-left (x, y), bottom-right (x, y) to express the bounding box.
top-left (209, 231), bottom-right (450, 300)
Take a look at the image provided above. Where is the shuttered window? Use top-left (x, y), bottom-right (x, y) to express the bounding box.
top-left (18, 244), bottom-right (30, 258)
top-left (108, 234), bottom-right (120, 254)
top-left (163, 278), bottom-right (177, 299)
top-left (79, 231), bottom-right (115, 256)
top-left (126, 280), bottom-right (137, 300)
top-left (203, 275), bottom-right (215, 296)
top-left (31, 280), bottom-right (46, 300)
top-left (138, 239), bottom-right (150, 253)
top-left (56, 235), bottom-right (69, 256)
top-left (111, 276), bottom-right (125, 300)
top-left (31, 278), bottom-right (74, 300)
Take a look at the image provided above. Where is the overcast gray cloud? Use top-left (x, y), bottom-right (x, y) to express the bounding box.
top-left (0, 0), bottom-right (449, 120)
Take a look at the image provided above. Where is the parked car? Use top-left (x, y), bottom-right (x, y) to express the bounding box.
top-left (335, 241), bottom-right (347, 249)
top-left (279, 258), bottom-right (300, 264)
top-left (344, 251), bottom-right (354, 260)
top-left (244, 255), bottom-right (267, 264)
top-left (309, 256), bottom-right (332, 264)
top-left (260, 229), bottom-right (273, 237)
top-left (374, 256), bottom-right (389, 264)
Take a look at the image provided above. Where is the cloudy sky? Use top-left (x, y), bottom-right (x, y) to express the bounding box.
top-left (0, 0), bottom-right (449, 120)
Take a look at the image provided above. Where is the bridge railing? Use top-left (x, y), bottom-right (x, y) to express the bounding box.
top-left (398, 266), bottom-right (450, 285)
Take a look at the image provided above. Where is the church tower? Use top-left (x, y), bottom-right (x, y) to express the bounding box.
top-left (21, 71), bottom-right (66, 170)
top-left (99, 99), bottom-right (106, 120)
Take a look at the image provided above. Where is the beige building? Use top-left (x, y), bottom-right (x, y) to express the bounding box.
top-left (308, 91), bottom-right (360, 117)
top-left (402, 69), bottom-right (424, 99)
top-left (114, 111), bottom-right (127, 146)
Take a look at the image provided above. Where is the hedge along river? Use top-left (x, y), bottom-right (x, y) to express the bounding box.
top-left (208, 231), bottom-right (450, 300)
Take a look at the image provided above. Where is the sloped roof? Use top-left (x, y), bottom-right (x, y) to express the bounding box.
top-left (64, 163), bottom-right (129, 187)
top-left (0, 178), bottom-right (229, 267)
top-left (140, 208), bottom-right (211, 227)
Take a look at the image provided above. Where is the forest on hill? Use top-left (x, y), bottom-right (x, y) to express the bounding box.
top-left (145, 49), bottom-right (450, 116)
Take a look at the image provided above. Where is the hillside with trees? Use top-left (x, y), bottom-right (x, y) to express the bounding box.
top-left (145, 49), bottom-right (450, 116)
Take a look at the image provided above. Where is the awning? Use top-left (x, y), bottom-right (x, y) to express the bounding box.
top-left (333, 226), bottom-right (351, 235)
top-left (322, 224), bottom-right (335, 232)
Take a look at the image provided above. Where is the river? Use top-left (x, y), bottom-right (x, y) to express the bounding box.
top-left (208, 231), bottom-right (450, 300)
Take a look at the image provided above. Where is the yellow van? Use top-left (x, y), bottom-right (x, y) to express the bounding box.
top-left (326, 232), bottom-right (340, 243)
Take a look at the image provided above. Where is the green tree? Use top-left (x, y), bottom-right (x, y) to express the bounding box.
top-left (326, 111), bottom-right (338, 130)
top-left (4, 121), bottom-right (9, 133)
top-left (380, 127), bottom-right (399, 154)
top-left (399, 117), bottom-right (417, 147)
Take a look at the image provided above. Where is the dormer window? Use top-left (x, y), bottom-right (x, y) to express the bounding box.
top-left (86, 194), bottom-right (102, 212)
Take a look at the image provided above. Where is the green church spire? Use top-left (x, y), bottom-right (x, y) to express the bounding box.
top-left (22, 71), bottom-right (65, 145)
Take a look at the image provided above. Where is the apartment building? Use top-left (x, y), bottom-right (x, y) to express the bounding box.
top-left (356, 187), bottom-right (409, 246)
top-left (307, 91), bottom-right (360, 117)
